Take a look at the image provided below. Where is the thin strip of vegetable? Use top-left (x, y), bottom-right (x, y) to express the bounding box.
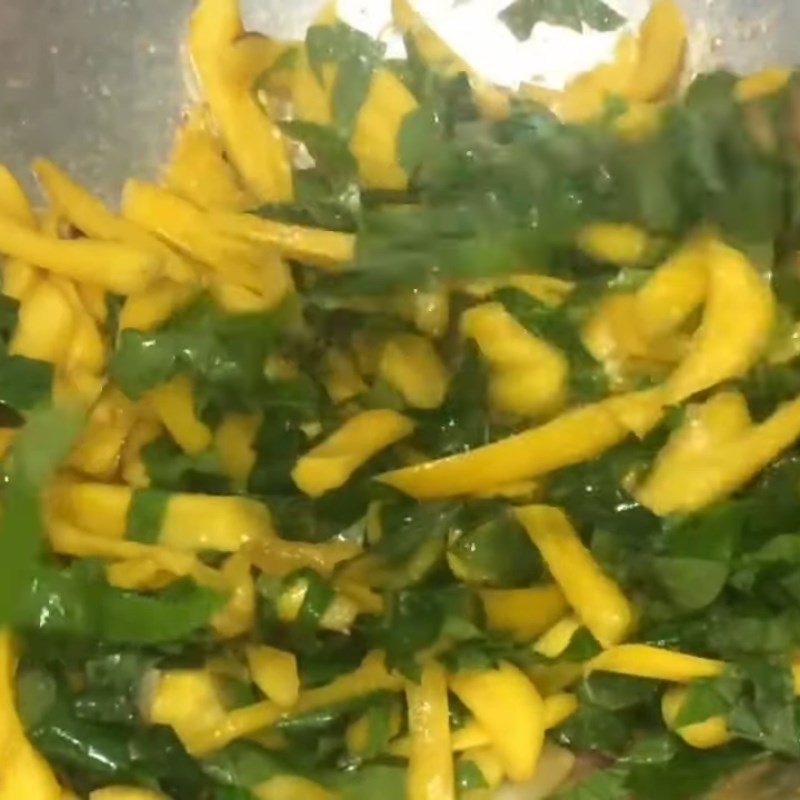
top-left (514, 505), bottom-right (634, 648)
top-left (0, 214), bottom-right (160, 294)
top-left (587, 645), bottom-right (725, 682)
top-left (380, 400), bottom-right (628, 499)
top-left (406, 661), bottom-right (455, 800)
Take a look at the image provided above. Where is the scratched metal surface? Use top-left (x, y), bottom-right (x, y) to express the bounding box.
top-left (0, 0), bottom-right (797, 205)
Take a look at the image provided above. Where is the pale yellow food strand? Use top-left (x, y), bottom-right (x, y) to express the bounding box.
top-left (187, 651), bottom-right (402, 754)
top-left (89, 788), bottom-right (168, 800)
top-left (212, 550), bottom-right (256, 638)
top-left (246, 646), bottom-right (300, 709)
top-left (625, 0), bottom-right (688, 102)
top-left (557, 34), bottom-right (640, 123)
top-left (639, 393), bottom-right (800, 515)
top-left (215, 413), bottom-right (261, 486)
top-left (119, 279), bottom-right (196, 332)
top-left (666, 240), bottom-right (776, 404)
top-left (210, 211), bottom-right (356, 270)
top-left (479, 585), bottom-right (567, 641)
top-left (462, 302), bottom-right (568, 419)
top-left (160, 493), bottom-right (275, 552)
top-left (247, 537), bottom-right (362, 579)
top-left (292, 410), bottom-right (414, 497)
top-left (515, 505), bottom-right (634, 648)
top-left (189, 0), bottom-right (293, 202)
top-left (535, 616), bottom-right (582, 659)
top-left (145, 374), bottom-right (213, 456)
top-left (379, 333), bottom-right (449, 410)
top-left (69, 387), bottom-right (137, 479)
top-left (351, 69), bottom-right (419, 191)
top-left (165, 109), bottom-right (255, 211)
top-left (122, 180), bottom-right (269, 275)
top-left (634, 238), bottom-right (709, 340)
top-left (406, 661), bottom-right (455, 800)
top-left (34, 158), bottom-right (196, 284)
top-left (10, 279), bottom-right (76, 364)
top-left (218, 33), bottom-right (290, 87)
top-left (380, 400), bottom-right (628, 499)
top-left (577, 223), bottom-right (650, 266)
top-left (0, 167), bottom-right (41, 300)
top-left (0, 212), bottom-right (160, 294)
top-left (588, 644), bottom-right (725, 682)
top-left (735, 67), bottom-right (792, 102)
top-left (450, 662), bottom-right (545, 783)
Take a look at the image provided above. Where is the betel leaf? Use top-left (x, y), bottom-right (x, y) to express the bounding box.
top-left (329, 765), bottom-right (406, 800)
top-left (626, 743), bottom-right (755, 800)
top-left (447, 504), bottom-right (543, 587)
top-left (0, 355), bottom-right (53, 414)
top-left (281, 121), bottom-right (358, 178)
top-left (727, 660), bottom-right (800, 757)
top-left (305, 22), bottom-right (386, 137)
top-left (371, 585), bottom-right (483, 672)
top-left (25, 670), bottom-right (208, 798)
top-left (203, 741), bottom-right (288, 789)
top-left (501, 0), bottom-right (625, 41)
top-left (110, 295), bottom-right (288, 408)
top-left (276, 121), bottom-right (361, 231)
top-left (413, 342), bottom-right (493, 458)
top-left (366, 499), bottom-right (461, 588)
top-left (556, 702), bottom-right (632, 755)
top-left (398, 106), bottom-right (442, 176)
top-left (0, 406), bottom-right (82, 625)
top-left (652, 504), bottom-right (743, 612)
top-left (579, 673), bottom-right (659, 712)
top-left (72, 651), bottom-right (155, 725)
top-left (15, 564), bottom-right (221, 644)
top-left (675, 673), bottom-right (739, 728)
top-left (554, 768), bottom-right (629, 800)
top-left (456, 759), bottom-right (489, 792)
top-left (142, 436), bottom-right (230, 495)
top-left (548, 435), bottom-right (662, 539)
top-left (0, 294), bottom-right (20, 344)
top-left (125, 489), bottom-right (171, 544)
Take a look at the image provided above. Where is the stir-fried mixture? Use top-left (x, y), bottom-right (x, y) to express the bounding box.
top-left (5, 0), bottom-right (800, 798)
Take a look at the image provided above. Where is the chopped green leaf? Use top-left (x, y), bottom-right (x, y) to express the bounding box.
top-left (126, 489), bottom-right (171, 544)
top-left (0, 355), bottom-right (53, 413)
top-left (110, 295), bottom-right (289, 409)
top-left (456, 759), bottom-right (489, 791)
top-left (501, 0), bottom-right (625, 40)
top-left (554, 768), bottom-right (629, 800)
top-left (305, 22), bottom-right (386, 136)
top-left (0, 407), bottom-right (82, 625)
top-left (398, 107), bottom-right (442, 176)
top-left (15, 564), bottom-right (222, 644)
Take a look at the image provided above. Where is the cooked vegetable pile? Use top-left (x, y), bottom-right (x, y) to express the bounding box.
top-left (5, 0), bottom-right (800, 798)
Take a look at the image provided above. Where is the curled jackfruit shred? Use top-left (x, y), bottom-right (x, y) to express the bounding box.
top-left (450, 662), bottom-right (545, 783)
top-left (292, 409), bottom-right (414, 497)
top-left (462, 303), bottom-right (569, 420)
top-left (638, 390), bottom-right (800, 514)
